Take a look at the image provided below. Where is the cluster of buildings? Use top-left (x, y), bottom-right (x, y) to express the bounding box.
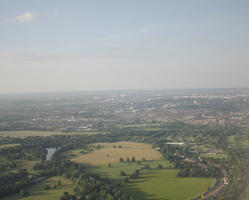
top-left (0, 89), bottom-right (248, 131)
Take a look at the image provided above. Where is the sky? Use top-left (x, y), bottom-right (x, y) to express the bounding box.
top-left (0, 0), bottom-right (249, 93)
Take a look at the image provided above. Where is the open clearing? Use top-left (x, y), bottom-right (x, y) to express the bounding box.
top-left (124, 169), bottom-right (216, 200)
top-left (0, 143), bottom-right (20, 149)
top-left (20, 160), bottom-right (41, 173)
top-left (71, 141), bottom-right (162, 165)
top-left (0, 131), bottom-right (109, 138)
top-left (2, 176), bottom-right (74, 200)
top-left (115, 123), bottom-right (162, 128)
top-left (86, 159), bottom-right (173, 182)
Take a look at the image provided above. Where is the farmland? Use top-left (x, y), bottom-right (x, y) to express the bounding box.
top-left (0, 144), bottom-right (20, 149)
top-left (2, 176), bottom-right (74, 200)
top-left (0, 131), bottom-right (109, 138)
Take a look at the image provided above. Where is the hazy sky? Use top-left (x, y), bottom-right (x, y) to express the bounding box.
top-left (0, 0), bottom-right (249, 93)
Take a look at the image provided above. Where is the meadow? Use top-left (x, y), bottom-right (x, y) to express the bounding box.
top-left (2, 176), bottom-right (74, 200)
top-left (115, 123), bottom-right (162, 128)
top-left (86, 160), bottom-right (215, 200)
top-left (124, 169), bottom-right (216, 200)
top-left (0, 144), bottom-right (20, 149)
top-left (70, 141), bottom-right (162, 165)
top-left (69, 141), bottom-right (216, 200)
top-left (87, 159), bottom-right (173, 181)
top-left (0, 131), bottom-right (109, 138)
top-left (20, 160), bottom-right (41, 173)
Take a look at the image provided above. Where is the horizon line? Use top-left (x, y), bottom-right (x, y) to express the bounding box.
top-left (0, 87), bottom-right (249, 96)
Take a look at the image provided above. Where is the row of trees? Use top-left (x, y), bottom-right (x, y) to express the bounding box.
top-left (119, 156), bottom-right (136, 162)
top-left (178, 164), bottom-right (220, 177)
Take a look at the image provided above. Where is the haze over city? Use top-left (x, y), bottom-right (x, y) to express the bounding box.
top-left (0, 0), bottom-right (249, 93)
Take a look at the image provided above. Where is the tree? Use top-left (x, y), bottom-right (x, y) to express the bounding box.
top-left (158, 164), bottom-right (163, 169)
top-left (60, 192), bottom-right (69, 200)
top-left (58, 180), bottom-right (61, 186)
top-left (45, 184), bottom-right (50, 190)
top-left (20, 189), bottom-right (29, 197)
top-left (130, 169), bottom-right (140, 179)
top-left (119, 170), bottom-right (126, 176)
top-left (131, 156), bottom-right (135, 162)
top-left (120, 158), bottom-right (124, 162)
top-left (126, 158), bottom-right (130, 162)
top-left (144, 164), bottom-right (150, 169)
top-left (124, 177), bottom-right (129, 183)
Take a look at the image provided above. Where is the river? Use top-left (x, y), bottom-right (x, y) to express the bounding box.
top-left (46, 148), bottom-right (57, 160)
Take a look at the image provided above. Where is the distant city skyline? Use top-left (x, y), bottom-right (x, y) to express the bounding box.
top-left (0, 0), bottom-right (249, 93)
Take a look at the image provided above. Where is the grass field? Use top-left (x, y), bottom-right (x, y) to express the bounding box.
top-left (124, 169), bottom-right (216, 200)
top-left (20, 160), bottom-right (41, 173)
top-left (2, 176), bottom-right (74, 200)
top-left (74, 141), bottom-right (216, 200)
top-left (70, 141), bottom-right (162, 165)
top-left (0, 131), bottom-right (110, 138)
top-left (0, 144), bottom-right (20, 149)
top-left (86, 161), bottom-right (215, 200)
top-left (115, 123), bottom-right (162, 128)
top-left (87, 159), bottom-right (173, 182)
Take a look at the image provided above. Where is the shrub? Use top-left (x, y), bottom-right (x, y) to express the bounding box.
top-left (20, 189), bottom-right (29, 197)
top-left (158, 164), bottom-right (163, 169)
top-left (144, 164), bottom-right (151, 169)
top-left (45, 184), bottom-right (50, 190)
top-left (124, 177), bottom-right (129, 183)
top-left (119, 170), bottom-right (126, 176)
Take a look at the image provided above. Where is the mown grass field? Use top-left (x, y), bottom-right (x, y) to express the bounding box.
top-left (87, 159), bottom-right (173, 181)
top-left (0, 131), bottom-right (110, 138)
top-left (2, 176), bottom-right (74, 200)
top-left (124, 169), bottom-right (216, 200)
top-left (0, 143), bottom-right (20, 149)
top-left (20, 160), bottom-right (41, 173)
top-left (86, 161), bottom-right (215, 200)
top-left (73, 141), bottom-right (216, 200)
top-left (115, 123), bottom-right (162, 128)
top-left (70, 141), bottom-right (162, 165)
